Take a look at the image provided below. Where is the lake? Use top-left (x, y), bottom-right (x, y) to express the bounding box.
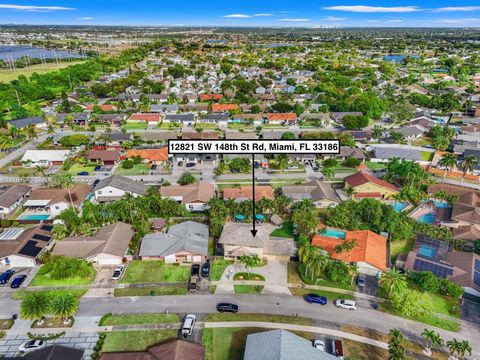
top-left (383, 54), bottom-right (419, 63)
top-left (0, 45), bottom-right (83, 61)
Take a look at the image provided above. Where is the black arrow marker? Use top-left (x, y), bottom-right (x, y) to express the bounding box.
top-left (251, 153), bottom-right (257, 237)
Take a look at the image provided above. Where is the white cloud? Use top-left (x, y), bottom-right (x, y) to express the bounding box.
top-left (437, 17), bottom-right (480, 24)
top-left (323, 16), bottom-right (347, 21)
top-left (252, 13), bottom-right (272, 17)
top-left (223, 14), bottom-right (251, 18)
top-left (434, 6), bottom-right (480, 12)
top-left (323, 5), bottom-right (421, 13)
top-left (367, 20), bottom-right (381, 22)
top-left (77, 17), bottom-right (94, 20)
top-left (279, 18), bottom-right (311, 22)
top-left (0, 4), bottom-right (75, 11)
top-left (387, 19), bottom-right (403, 22)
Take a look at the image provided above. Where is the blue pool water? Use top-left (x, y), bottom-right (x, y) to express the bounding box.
top-left (423, 200), bottom-right (451, 208)
top-left (418, 244), bottom-right (437, 259)
top-left (391, 202), bottom-right (408, 212)
top-left (322, 229), bottom-right (347, 239)
top-left (18, 214), bottom-right (50, 221)
top-left (418, 213), bottom-right (435, 224)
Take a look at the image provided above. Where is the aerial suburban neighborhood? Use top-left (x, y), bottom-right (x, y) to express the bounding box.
top-left (0, 3), bottom-right (480, 359)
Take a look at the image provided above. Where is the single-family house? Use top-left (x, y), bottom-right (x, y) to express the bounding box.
top-left (0, 225), bottom-right (53, 268)
top-left (333, 146), bottom-right (367, 162)
top-left (281, 180), bottom-right (340, 208)
top-left (201, 112), bottom-right (229, 126)
top-left (100, 340), bottom-right (204, 360)
top-left (160, 181), bottom-right (215, 211)
top-left (0, 185), bottom-right (31, 215)
top-left (211, 104), bottom-right (239, 113)
top-left (128, 113), bottom-right (162, 125)
top-left (52, 222), bottom-right (133, 265)
top-left (266, 113), bottom-right (297, 125)
top-left (94, 176), bottom-right (148, 202)
top-left (145, 94), bottom-right (168, 103)
top-left (163, 114), bottom-right (195, 126)
top-left (85, 104), bottom-right (117, 112)
top-left (344, 171), bottom-right (399, 199)
top-left (86, 149), bottom-right (121, 165)
top-left (7, 116), bottom-right (46, 129)
top-left (151, 104), bottom-right (178, 114)
top-left (21, 150), bottom-right (70, 167)
top-left (313, 229), bottom-right (387, 276)
top-left (199, 93), bottom-right (223, 102)
top-left (139, 221), bottom-right (209, 263)
top-left (219, 222), bottom-right (294, 261)
top-left (223, 185), bottom-right (274, 202)
top-left (125, 148), bottom-right (169, 165)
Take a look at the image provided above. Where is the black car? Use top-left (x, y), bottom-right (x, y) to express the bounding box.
top-left (177, 161), bottom-right (184, 166)
top-left (11, 275), bottom-right (27, 289)
top-left (150, 164), bottom-right (157, 170)
top-left (185, 162), bottom-right (196, 168)
top-left (201, 261), bottom-right (210, 278)
top-left (191, 264), bottom-right (200, 276)
top-left (0, 270), bottom-right (15, 284)
top-left (216, 303), bottom-right (239, 313)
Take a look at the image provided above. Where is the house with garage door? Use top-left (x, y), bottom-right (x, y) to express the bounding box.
top-left (86, 149), bottom-right (121, 166)
top-left (219, 222), bottom-right (294, 261)
top-left (0, 185), bottom-right (31, 216)
top-left (93, 176), bottom-right (148, 202)
top-left (160, 181), bottom-right (215, 211)
top-left (139, 221), bottom-right (209, 263)
top-left (52, 222), bottom-right (133, 265)
top-left (21, 150), bottom-right (70, 167)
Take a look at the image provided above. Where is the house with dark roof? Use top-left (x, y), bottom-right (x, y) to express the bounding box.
top-left (0, 185), bottom-right (31, 215)
top-left (200, 112), bottom-right (229, 126)
top-left (244, 330), bottom-right (337, 360)
top-left (52, 222), bottom-right (133, 265)
top-left (19, 345), bottom-right (83, 360)
top-left (164, 114), bottom-right (195, 126)
top-left (94, 176), bottom-right (148, 202)
top-left (0, 225), bottom-right (53, 268)
top-left (281, 180), bottom-right (341, 208)
top-left (86, 149), bottom-right (121, 165)
top-left (160, 182), bottom-right (215, 211)
top-left (139, 221), bottom-right (209, 263)
top-left (344, 171), bottom-right (399, 199)
top-left (100, 340), bottom-right (204, 360)
top-left (7, 116), bottom-right (46, 129)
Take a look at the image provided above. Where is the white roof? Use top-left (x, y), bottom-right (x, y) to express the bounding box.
top-left (24, 200), bottom-right (50, 206)
top-left (21, 150), bottom-right (70, 163)
top-left (0, 228), bottom-right (24, 241)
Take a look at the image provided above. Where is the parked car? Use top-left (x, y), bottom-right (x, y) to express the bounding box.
top-left (177, 161), bottom-right (184, 166)
top-left (313, 166), bottom-right (320, 172)
top-left (253, 161), bottom-right (260, 169)
top-left (189, 275), bottom-right (199, 293)
top-left (305, 293), bottom-right (328, 305)
top-left (150, 164), bottom-right (157, 170)
top-left (94, 165), bottom-right (101, 171)
top-left (313, 339), bottom-right (326, 351)
top-left (111, 265), bottom-right (125, 281)
top-left (334, 299), bottom-right (356, 311)
top-left (93, 179), bottom-right (100, 187)
top-left (77, 171), bottom-right (89, 176)
top-left (18, 340), bottom-right (45, 353)
top-left (330, 339), bottom-right (344, 359)
top-left (201, 261), bottom-right (210, 278)
top-left (191, 264), bottom-right (200, 276)
top-left (357, 274), bottom-right (366, 288)
top-left (0, 270), bottom-right (15, 284)
top-left (186, 162), bottom-right (196, 168)
top-left (181, 314), bottom-right (196, 336)
top-left (10, 274), bottom-right (27, 288)
top-left (216, 303), bottom-right (239, 313)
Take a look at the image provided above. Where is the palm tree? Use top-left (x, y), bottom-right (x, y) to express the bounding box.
top-left (20, 292), bottom-right (50, 324)
top-left (258, 198), bottom-right (274, 215)
top-left (344, 185), bottom-right (356, 199)
top-left (0, 136), bottom-right (14, 151)
top-left (421, 329), bottom-right (444, 357)
top-left (438, 153), bottom-right (457, 183)
top-left (458, 155), bottom-right (478, 185)
top-left (47, 124), bottom-right (55, 135)
top-left (323, 166), bottom-right (336, 179)
top-left (373, 125), bottom-right (383, 140)
top-left (308, 252), bottom-right (330, 282)
top-left (273, 195), bottom-right (291, 216)
top-left (334, 238), bottom-right (357, 264)
top-left (447, 339), bottom-right (471, 360)
top-left (50, 292), bottom-right (78, 323)
top-left (239, 254), bottom-right (261, 277)
top-left (24, 124), bottom-right (37, 140)
top-left (388, 328), bottom-right (406, 360)
top-left (298, 243), bottom-right (317, 279)
top-left (380, 268), bottom-right (407, 298)
top-left (276, 154), bottom-right (289, 170)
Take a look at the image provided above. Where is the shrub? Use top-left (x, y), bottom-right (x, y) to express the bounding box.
top-left (416, 271), bottom-right (440, 293)
top-left (0, 220), bottom-right (12, 228)
top-left (325, 261), bottom-right (349, 284)
top-left (98, 313), bottom-right (112, 326)
top-left (323, 158), bottom-right (338, 168)
top-left (439, 279), bottom-right (464, 298)
top-left (121, 160), bottom-right (134, 169)
top-left (343, 158), bottom-right (361, 168)
top-left (178, 171), bottom-right (196, 186)
top-left (37, 255), bottom-right (94, 280)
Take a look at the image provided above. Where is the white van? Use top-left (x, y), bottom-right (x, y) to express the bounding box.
top-left (181, 314), bottom-right (196, 336)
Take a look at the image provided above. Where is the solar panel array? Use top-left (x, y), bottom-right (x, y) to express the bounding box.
top-left (474, 271), bottom-right (480, 287)
top-left (40, 225), bottom-right (53, 232)
top-left (32, 234), bottom-right (51, 242)
top-left (413, 259), bottom-right (453, 278)
top-left (18, 240), bottom-right (42, 258)
top-left (475, 260), bottom-right (480, 273)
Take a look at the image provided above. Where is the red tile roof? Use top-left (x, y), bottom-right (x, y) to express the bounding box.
top-left (199, 94), bottom-right (223, 102)
top-left (211, 104), bottom-right (239, 112)
top-left (355, 192), bottom-right (382, 198)
top-left (312, 229), bottom-right (387, 271)
top-left (223, 186), bottom-right (273, 201)
top-left (129, 113), bottom-right (162, 122)
top-left (126, 148), bottom-right (169, 162)
top-left (345, 171), bottom-right (398, 192)
top-left (86, 104), bottom-right (116, 111)
top-left (267, 113), bottom-right (298, 122)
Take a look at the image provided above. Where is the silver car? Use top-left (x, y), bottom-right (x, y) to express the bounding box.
top-left (334, 299), bottom-right (357, 311)
top-left (19, 340), bottom-right (45, 353)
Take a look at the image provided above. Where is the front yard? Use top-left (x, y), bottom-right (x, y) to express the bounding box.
top-left (64, 163), bottom-right (97, 174)
top-left (102, 330), bottom-right (177, 353)
top-left (29, 271), bottom-right (96, 287)
top-left (114, 285), bottom-right (187, 296)
top-left (288, 262), bottom-right (354, 291)
top-left (120, 261), bottom-right (190, 284)
top-left (121, 122), bottom-right (148, 130)
top-left (115, 163), bottom-right (151, 176)
top-left (210, 259), bottom-right (234, 281)
top-left (99, 313), bottom-right (180, 326)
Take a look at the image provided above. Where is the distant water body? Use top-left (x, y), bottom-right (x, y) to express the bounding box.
top-left (0, 45), bottom-right (83, 61)
top-left (383, 54), bottom-right (419, 63)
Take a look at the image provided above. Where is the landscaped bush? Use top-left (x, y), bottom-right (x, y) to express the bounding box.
top-left (343, 158), bottom-right (361, 168)
top-left (99, 313), bottom-right (112, 326)
top-left (323, 158), bottom-right (338, 168)
top-left (37, 255), bottom-right (94, 280)
top-left (439, 279), bottom-right (464, 298)
top-left (325, 261), bottom-right (349, 284)
top-left (121, 160), bottom-right (134, 169)
top-left (27, 331), bottom-right (65, 341)
top-left (59, 134), bottom-right (90, 147)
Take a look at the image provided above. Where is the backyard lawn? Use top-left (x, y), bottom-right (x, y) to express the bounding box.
top-left (210, 259), bottom-right (234, 281)
top-left (102, 330), bottom-right (177, 353)
top-left (390, 236), bottom-right (415, 263)
top-left (270, 222), bottom-right (295, 238)
top-left (120, 261), bottom-right (190, 284)
top-left (365, 161), bottom-right (386, 170)
top-left (100, 313), bottom-right (180, 326)
top-left (115, 163), bottom-right (151, 176)
top-left (114, 286), bottom-right (187, 297)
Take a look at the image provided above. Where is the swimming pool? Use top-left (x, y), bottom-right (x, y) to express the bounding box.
top-left (423, 200), bottom-right (451, 208)
top-left (391, 202), bottom-right (408, 212)
top-left (18, 214), bottom-right (50, 221)
top-left (321, 229), bottom-right (347, 239)
top-left (418, 244), bottom-right (437, 259)
top-left (418, 213), bottom-right (435, 224)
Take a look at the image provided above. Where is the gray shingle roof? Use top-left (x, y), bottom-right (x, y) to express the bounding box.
top-left (94, 176), bottom-right (148, 195)
top-left (8, 116), bottom-right (45, 128)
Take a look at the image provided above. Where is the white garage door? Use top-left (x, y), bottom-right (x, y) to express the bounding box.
top-left (193, 256), bottom-right (202, 263)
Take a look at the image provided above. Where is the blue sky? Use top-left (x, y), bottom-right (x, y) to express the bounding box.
top-left (1, 1), bottom-right (480, 27)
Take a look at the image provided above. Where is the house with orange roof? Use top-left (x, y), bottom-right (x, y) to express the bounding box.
top-left (86, 104), bottom-right (117, 112)
top-left (312, 229), bottom-right (387, 275)
top-left (211, 104), bottom-right (239, 113)
top-left (128, 113), bottom-right (163, 124)
top-left (266, 113), bottom-right (298, 125)
top-left (223, 185), bottom-right (274, 202)
top-left (344, 171), bottom-right (399, 199)
top-left (125, 148), bottom-right (169, 165)
top-left (199, 94), bottom-right (223, 102)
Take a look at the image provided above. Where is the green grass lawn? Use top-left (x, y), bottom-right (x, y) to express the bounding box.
top-left (29, 270), bottom-right (96, 287)
top-left (227, 123), bottom-right (254, 131)
top-left (210, 259), bottom-right (234, 281)
top-left (204, 313), bottom-right (312, 326)
top-left (194, 123), bottom-right (221, 130)
top-left (114, 286), bottom-right (187, 297)
top-left (120, 261), bottom-right (190, 284)
top-left (115, 163), bottom-right (151, 176)
top-left (0, 166), bottom-right (41, 176)
top-left (420, 151), bottom-right (434, 161)
top-left (289, 287), bottom-right (355, 301)
top-left (293, 263), bottom-right (354, 291)
top-left (390, 236), bottom-right (415, 263)
top-left (11, 289), bottom-right (87, 300)
top-left (100, 313), bottom-right (180, 326)
top-left (270, 221), bottom-right (295, 238)
top-left (0, 61), bottom-right (84, 83)
top-left (411, 137), bottom-right (433, 147)
top-left (157, 122), bottom-right (182, 130)
top-left (365, 161), bottom-right (386, 170)
top-left (122, 122), bottom-right (148, 130)
top-left (234, 285), bottom-right (264, 294)
top-left (65, 163), bottom-right (97, 174)
top-left (0, 319), bottom-right (14, 330)
top-left (102, 330), bottom-right (177, 353)
top-left (233, 273), bottom-right (265, 281)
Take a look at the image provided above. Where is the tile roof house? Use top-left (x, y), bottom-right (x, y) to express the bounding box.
top-left (125, 148), bottom-right (169, 164)
top-left (86, 104), bottom-right (117, 112)
top-left (99, 340), bottom-right (204, 360)
top-left (219, 222), bottom-right (294, 261)
top-left (335, 146), bottom-right (367, 161)
top-left (0, 225), bottom-right (53, 268)
top-left (21, 150), bottom-right (70, 167)
top-left (313, 229), bottom-right (387, 275)
top-left (211, 103), bottom-right (239, 112)
top-left (267, 113), bottom-right (297, 125)
top-left (128, 113), bottom-right (163, 124)
top-left (281, 180), bottom-right (341, 208)
top-left (244, 330), bottom-right (337, 360)
top-left (160, 182), bottom-right (215, 211)
top-left (199, 93), bottom-right (223, 102)
top-left (223, 185), bottom-right (274, 202)
top-left (25, 184), bottom-right (92, 218)
top-left (52, 222), bottom-right (133, 265)
top-left (0, 185), bottom-right (31, 215)
top-left (94, 176), bottom-right (148, 202)
top-left (86, 149), bottom-right (121, 165)
top-left (139, 221), bottom-right (209, 263)
top-left (344, 172), bottom-right (399, 199)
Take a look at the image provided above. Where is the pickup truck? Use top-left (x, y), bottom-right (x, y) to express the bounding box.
top-left (189, 275), bottom-right (199, 293)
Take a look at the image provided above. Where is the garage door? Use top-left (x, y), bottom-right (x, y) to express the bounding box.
top-left (98, 258), bottom-right (121, 266)
top-left (193, 256), bottom-right (202, 263)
